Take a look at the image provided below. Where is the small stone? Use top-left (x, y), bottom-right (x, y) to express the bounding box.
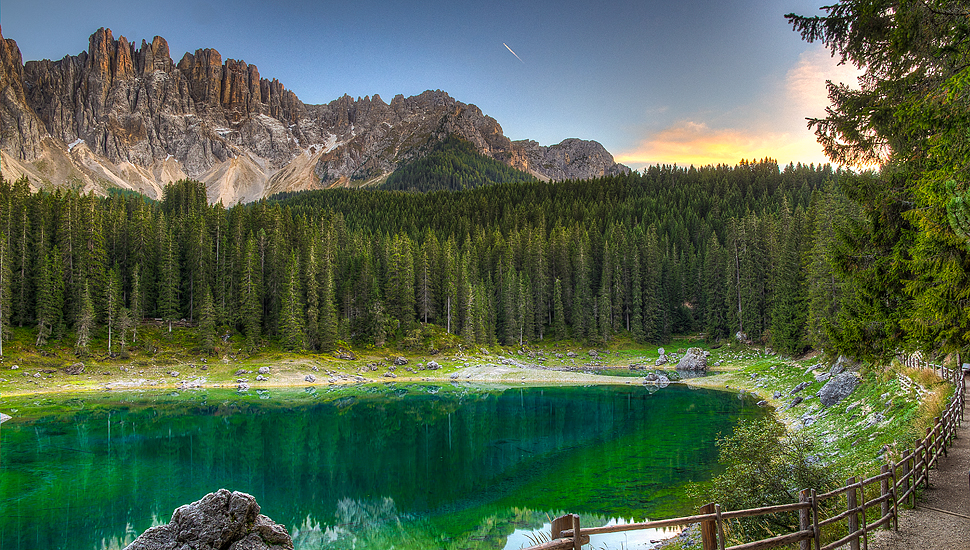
top-left (304, 374), bottom-right (316, 383)
top-left (256, 374), bottom-right (267, 381)
top-left (258, 366), bottom-right (270, 375)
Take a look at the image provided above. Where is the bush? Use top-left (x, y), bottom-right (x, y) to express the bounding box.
top-left (690, 417), bottom-right (840, 542)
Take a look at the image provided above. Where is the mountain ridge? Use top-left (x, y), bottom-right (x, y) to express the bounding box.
top-left (0, 27), bottom-right (629, 204)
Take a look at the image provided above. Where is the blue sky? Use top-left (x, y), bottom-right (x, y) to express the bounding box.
top-left (1, 0), bottom-right (859, 169)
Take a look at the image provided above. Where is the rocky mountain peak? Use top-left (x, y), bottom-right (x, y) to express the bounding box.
top-left (0, 27), bottom-right (629, 204)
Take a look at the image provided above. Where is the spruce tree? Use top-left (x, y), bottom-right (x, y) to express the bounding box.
top-left (198, 285), bottom-right (217, 355)
top-left (75, 282), bottom-right (94, 357)
top-left (0, 232), bottom-right (9, 355)
top-left (279, 253), bottom-right (306, 351)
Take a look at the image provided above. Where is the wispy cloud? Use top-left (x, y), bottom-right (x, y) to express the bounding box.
top-left (617, 46), bottom-right (862, 168)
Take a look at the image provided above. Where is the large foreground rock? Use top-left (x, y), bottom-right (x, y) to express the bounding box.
top-left (818, 372), bottom-right (860, 407)
top-left (675, 347), bottom-right (709, 371)
top-left (124, 489), bottom-right (292, 550)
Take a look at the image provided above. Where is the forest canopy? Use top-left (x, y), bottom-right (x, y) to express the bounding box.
top-left (0, 161), bottom-right (855, 357)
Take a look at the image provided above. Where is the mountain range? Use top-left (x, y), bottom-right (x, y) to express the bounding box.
top-left (0, 27), bottom-right (629, 204)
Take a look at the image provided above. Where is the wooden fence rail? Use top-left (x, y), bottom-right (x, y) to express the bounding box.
top-left (524, 362), bottom-right (965, 550)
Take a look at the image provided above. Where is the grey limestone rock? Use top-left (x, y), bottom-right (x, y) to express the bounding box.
top-left (124, 489), bottom-right (292, 550)
top-left (818, 372), bottom-right (859, 407)
top-left (675, 347), bottom-right (709, 371)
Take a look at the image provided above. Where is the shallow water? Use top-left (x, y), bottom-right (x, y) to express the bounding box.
top-left (0, 383), bottom-right (761, 550)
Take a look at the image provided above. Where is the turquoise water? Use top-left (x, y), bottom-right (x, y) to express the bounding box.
top-left (0, 383), bottom-right (761, 550)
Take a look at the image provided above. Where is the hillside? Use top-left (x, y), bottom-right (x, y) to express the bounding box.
top-left (0, 27), bottom-right (628, 204)
top-left (380, 136), bottom-right (536, 192)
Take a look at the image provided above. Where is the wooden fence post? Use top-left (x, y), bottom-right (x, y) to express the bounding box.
top-left (799, 489), bottom-right (810, 550)
top-left (571, 514), bottom-right (582, 550)
top-left (901, 449), bottom-right (912, 507)
top-left (880, 464), bottom-right (890, 528)
top-left (847, 477), bottom-right (860, 550)
top-left (715, 504), bottom-right (726, 550)
top-left (700, 503), bottom-right (716, 550)
top-left (551, 514), bottom-right (570, 540)
top-left (811, 489), bottom-right (821, 550)
top-left (925, 427), bottom-right (933, 488)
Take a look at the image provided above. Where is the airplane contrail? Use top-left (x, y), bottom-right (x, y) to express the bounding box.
top-left (503, 43), bottom-right (525, 64)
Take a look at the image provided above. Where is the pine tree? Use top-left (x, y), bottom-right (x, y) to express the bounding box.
top-left (117, 306), bottom-right (134, 355)
top-left (34, 247), bottom-right (53, 346)
top-left (105, 267), bottom-right (120, 354)
top-left (552, 278), bottom-right (567, 340)
top-left (198, 285), bottom-right (216, 355)
top-left (387, 234), bottom-right (415, 329)
top-left (279, 253), bottom-right (306, 351)
top-left (240, 233), bottom-right (263, 350)
top-left (75, 282), bottom-right (95, 356)
top-left (304, 240), bottom-right (321, 350)
top-left (572, 235), bottom-right (593, 341)
top-left (158, 224), bottom-right (180, 332)
top-left (0, 232), bottom-right (9, 355)
top-left (417, 237), bottom-right (435, 324)
top-left (129, 263), bottom-right (142, 343)
top-left (703, 234), bottom-right (728, 342)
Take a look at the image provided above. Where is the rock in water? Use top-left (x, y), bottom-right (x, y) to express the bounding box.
top-left (675, 348), bottom-right (709, 371)
top-left (124, 489), bottom-right (292, 550)
top-left (818, 372), bottom-right (860, 407)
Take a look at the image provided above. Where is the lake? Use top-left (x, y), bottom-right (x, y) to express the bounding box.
top-left (0, 382), bottom-right (762, 550)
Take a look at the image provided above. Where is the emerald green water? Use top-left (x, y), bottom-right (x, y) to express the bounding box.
top-left (0, 383), bottom-right (761, 550)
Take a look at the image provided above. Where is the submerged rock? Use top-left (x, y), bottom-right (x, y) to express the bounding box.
top-left (124, 489), bottom-right (292, 550)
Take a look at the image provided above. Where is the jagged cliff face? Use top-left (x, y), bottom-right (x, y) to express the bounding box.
top-left (0, 27), bottom-right (629, 203)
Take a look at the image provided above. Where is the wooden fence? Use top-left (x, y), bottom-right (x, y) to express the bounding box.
top-left (525, 363), bottom-right (966, 550)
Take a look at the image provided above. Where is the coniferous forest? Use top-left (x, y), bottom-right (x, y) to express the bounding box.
top-left (0, 160), bottom-right (865, 358)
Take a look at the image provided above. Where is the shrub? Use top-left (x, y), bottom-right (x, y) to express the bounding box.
top-left (690, 417), bottom-right (840, 542)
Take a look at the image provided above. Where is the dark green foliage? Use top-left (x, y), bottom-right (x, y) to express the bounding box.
top-left (693, 418), bottom-right (840, 541)
top-left (787, 1), bottom-right (970, 358)
top-left (381, 136), bottom-right (536, 192)
top-left (0, 163), bottom-right (849, 352)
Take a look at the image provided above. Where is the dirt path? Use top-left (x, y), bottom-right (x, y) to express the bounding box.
top-left (867, 375), bottom-right (970, 550)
